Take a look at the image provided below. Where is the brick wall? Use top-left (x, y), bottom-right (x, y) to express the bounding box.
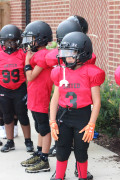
top-left (108, 0), bottom-right (120, 81)
top-left (69, 0), bottom-right (120, 82)
top-left (4, 0), bottom-right (120, 82)
top-left (31, 0), bottom-right (70, 40)
top-left (70, 0), bottom-right (109, 76)
top-left (10, 0), bottom-right (26, 30)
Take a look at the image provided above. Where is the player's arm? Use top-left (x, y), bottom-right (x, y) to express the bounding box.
top-left (79, 86), bottom-right (101, 143)
top-left (50, 85), bottom-right (59, 122)
top-left (50, 85), bottom-right (60, 140)
top-left (89, 86), bottom-right (101, 124)
top-left (25, 50), bottom-right (43, 82)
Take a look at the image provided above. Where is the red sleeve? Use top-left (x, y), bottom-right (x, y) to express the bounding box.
top-left (34, 49), bottom-right (49, 69)
top-left (51, 66), bottom-right (60, 86)
top-left (45, 48), bottom-right (58, 67)
top-left (85, 53), bottom-right (96, 65)
top-left (0, 46), bottom-right (2, 51)
top-left (87, 65), bottom-right (105, 87)
top-left (115, 66), bottom-right (120, 85)
top-left (17, 49), bottom-right (26, 66)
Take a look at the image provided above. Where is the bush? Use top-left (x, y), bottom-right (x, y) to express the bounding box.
top-left (96, 78), bottom-right (120, 137)
top-left (46, 41), bottom-right (57, 49)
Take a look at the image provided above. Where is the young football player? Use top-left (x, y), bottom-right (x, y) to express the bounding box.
top-left (0, 24), bottom-right (34, 152)
top-left (0, 45), bottom-right (4, 143)
top-left (46, 16), bottom-right (96, 69)
top-left (20, 20), bottom-right (53, 173)
top-left (115, 66), bottom-right (120, 85)
top-left (0, 44), bottom-right (18, 139)
top-left (49, 32), bottom-right (105, 180)
top-left (0, 43), bottom-right (3, 145)
top-left (47, 17), bottom-right (96, 180)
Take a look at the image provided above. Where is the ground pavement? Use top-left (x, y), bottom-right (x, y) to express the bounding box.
top-left (0, 111), bottom-right (120, 180)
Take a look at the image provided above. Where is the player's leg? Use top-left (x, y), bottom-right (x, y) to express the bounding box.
top-left (0, 109), bottom-right (6, 139)
top-left (21, 112), bottom-right (41, 167)
top-left (13, 83), bottom-right (34, 152)
top-left (25, 112), bottom-right (51, 173)
top-left (50, 122), bottom-right (73, 180)
top-left (0, 95), bottom-right (15, 152)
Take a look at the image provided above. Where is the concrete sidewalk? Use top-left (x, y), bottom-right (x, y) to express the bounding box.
top-left (0, 111), bottom-right (120, 180)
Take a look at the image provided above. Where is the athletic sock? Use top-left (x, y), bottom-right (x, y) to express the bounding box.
top-left (40, 152), bottom-right (48, 162)
top-left (37, 146), bottom-right (42, 152)
top-left (37, 146), bottom-right (42, 155)
top-left (25, 138), bottom-right (31, 143)
top-left (8, 139), bottom-right (14, 143)
top-left (77, 160), bottom-right (88, 179)
top-left (56, 160), bottom-right (68, 180)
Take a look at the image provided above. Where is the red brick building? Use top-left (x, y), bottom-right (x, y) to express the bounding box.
top-left (0, 0), bottom-right (120, 82)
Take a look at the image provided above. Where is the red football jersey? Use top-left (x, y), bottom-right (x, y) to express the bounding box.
top-left (46, 48), bottom-right (96, 67)
top-left (51, 64), bottom-right (105, 108)
top-left (115, 66), bottom-right (120, 85)
top-left (0, 45), bottom-right (2, 51)
top-left (27, 48), bottom-right (53, 113)
top-left (45, 48), bottom-right (58, 67)
top-left (84, 53), bottom-right (96, 65)
top-left (0, 49), bottom-right (26, 89)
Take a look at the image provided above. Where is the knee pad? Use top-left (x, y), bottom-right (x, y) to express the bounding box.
top-left (3, 113), bottom-right (14, 124)
top-left (18, 114), bottom-right (30, 126)
top-left (75, 149), bottom-right (88, 163)
top-left (56, 145), bottom-right (71, 161)
top-left (38, 122), bottom-right (50, 136)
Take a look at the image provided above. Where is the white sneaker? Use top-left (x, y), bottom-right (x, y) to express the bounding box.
top-left (14, 125), bottom-right (18, 138)
top-left (0, 126), bottom-right (6, 139)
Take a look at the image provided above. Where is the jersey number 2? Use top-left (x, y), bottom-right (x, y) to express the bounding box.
top-left (2, 69), bottom-right (20, 83)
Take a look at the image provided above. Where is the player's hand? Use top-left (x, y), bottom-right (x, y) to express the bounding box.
top-left (26, 45), bottom-right (35, 64)
top-left (50, 120), bottom-right (59, 141)
top-left (79, 122), bottom-right (95, 143)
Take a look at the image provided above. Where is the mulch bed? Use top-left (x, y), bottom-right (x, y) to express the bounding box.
top-left (93, 133), bottom-right (120, 162)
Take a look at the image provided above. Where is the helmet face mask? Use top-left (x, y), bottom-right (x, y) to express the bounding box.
top-left (58, 32), bottom-right (93, 69)
top-left (0, 24), bottom-right (21, 54)
top-left (3, 39), bottom-right (19, 54)
top-left (22, 34), bottom-right (49, 52)
top-left (22, 34), bottom-right (38, 52)
top-left (22, 20), bottom-right (53, 52)
top-left (58, 49), bottom-right (78, 58)
top-left (58, 49), bottom-right (78, 69)
top-left (22, 35), bottom-right (33, 44)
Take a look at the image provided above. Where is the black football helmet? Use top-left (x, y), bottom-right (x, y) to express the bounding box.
top-left (67, 15), bottom-right (88, 34)
top-left (56, 19), bottom-right (82, 44)
top-left (22, 20), bottom-right (53, 52)
top-left (0, 24), bottom-right (21, 54)
top-left (58, 32), bottom-right (93, 69)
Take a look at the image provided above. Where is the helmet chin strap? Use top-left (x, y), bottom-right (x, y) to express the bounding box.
top-left (4, 47), bottom-right (16, 55)
top-left (30, 41), bottom-right (38, 52)
top-left (65, 57), bottom-right (77, 70)
top-left (30, 46), bottom-right (38, 52)
top-left (66, 62), bottom-right (77, 69)
top-left (58, 56), bottom-right (77, 69)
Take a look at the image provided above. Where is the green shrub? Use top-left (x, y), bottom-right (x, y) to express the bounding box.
top-left (46, 41), bottom-right (57, 49)
top-left (96, 78), bottom-right (120, 137)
